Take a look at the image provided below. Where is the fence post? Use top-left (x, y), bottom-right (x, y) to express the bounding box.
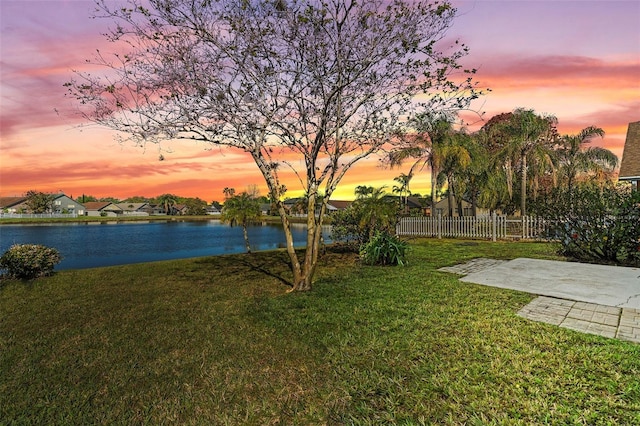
top-left (492, 213), bottom-right (497, 242)
top-left (437, 212), bottom-right (442, 239)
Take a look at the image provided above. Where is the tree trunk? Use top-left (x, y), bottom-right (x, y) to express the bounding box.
top-left (242, 224), bottom-right (251, 254)
top-left (521, 153), bottom-right (527, 216)
top-left (447, 177), bottom-right (454, 217)
top-left (430, 162), bottom-right (438, 215)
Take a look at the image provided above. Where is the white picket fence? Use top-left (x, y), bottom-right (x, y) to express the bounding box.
top-left (0, 213), bottom-right (79, 219)
top-left (396, 215), bottom-right (550, 241)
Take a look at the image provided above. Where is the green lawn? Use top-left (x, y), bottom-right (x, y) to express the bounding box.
top-left (1, 239), bottom-right (639, 424)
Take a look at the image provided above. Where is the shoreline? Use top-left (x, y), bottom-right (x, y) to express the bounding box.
top-left (0, 214), bottom-right (311, 225)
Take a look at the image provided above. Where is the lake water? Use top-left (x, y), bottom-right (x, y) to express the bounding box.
top-left (0, 220), bottom-right (329, 270)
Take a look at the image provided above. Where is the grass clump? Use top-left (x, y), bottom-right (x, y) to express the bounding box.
top-left (1, 239), bottom-right (639, 424)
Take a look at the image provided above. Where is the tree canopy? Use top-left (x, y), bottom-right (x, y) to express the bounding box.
top-left (66, 0), bottom-right (481, 290)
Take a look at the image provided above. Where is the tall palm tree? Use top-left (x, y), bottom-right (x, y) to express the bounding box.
top-left (221, 192), bottom-right (261, 253)
top-left (439, 131), bottom-right (472, 216)
top-left (555, 126), bottom-right (618, 194)
top-left (496, 108), bottom-right (557, 216)
top-left (392, 172), bottom-right (413, 212)
top-left (388, 112), bottom-right (455, 211)
top-left (156, 193), bottom-right (177, 215)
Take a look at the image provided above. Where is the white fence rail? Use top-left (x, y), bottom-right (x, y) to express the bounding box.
top-left (0, 213), bottom-right (79, 219)
top-left (396, 215), bottom-right (550, 241)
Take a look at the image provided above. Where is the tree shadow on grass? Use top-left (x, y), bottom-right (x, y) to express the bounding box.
top-left (235, 253), bottom-right (294, 288)
top-left (192, 251), bottom-right (294, 288)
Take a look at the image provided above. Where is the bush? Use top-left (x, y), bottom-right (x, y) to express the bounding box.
top-left (360, 232), bottom-right (409, 266)
top-left (532, 183), bottom-right (640, 266)
top-left (0, 244), bottom-right (62, 279)
top-left (331, 195), bottom-right (399, 250)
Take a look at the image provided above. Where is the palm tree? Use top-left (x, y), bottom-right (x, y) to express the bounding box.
top-left (495, 108), bottom-right (557, 216)
top-left (221, 192), bottom-right (261, 253)
top-left (156, 193), bottom-right (177, 215)
top-left (392, 172), bottom-right (413, 212)
top-left (555, 126), bottom-right (618, 194)
top-left (439, 130), bottom-right (472, 216)
top-left (354, 186), bottom-right (398, 240)
top-left (388, 112), bottom-right (456, 210)
top-left (457, 132), bottom-right (492, 216)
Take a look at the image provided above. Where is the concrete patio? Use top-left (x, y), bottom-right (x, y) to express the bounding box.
top-left (439, 258), bottom-right (640, 343)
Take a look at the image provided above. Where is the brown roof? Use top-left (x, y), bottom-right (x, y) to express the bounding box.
top-left (327, 200), bottom-right (351, 210)
top-left (619, 121), bottom-right (640, 181)
top-left (83, 201), bottom-right (121, 211)
top-left (0, 197), bottom-right (27, 208)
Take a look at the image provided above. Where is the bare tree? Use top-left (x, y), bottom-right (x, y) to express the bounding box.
top-left (66, 0), bottom-right (480, 291)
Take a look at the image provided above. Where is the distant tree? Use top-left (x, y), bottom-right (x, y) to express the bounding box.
top-left (458, 132), bottom-right (492, 216)
top-left (76, 194), bottom-right (98, 203)
top-left (223, 187), bottom-right (236, 200)
top-left (123, 195), bottom-right (151, 203)
top-left (439, 130), bottom-right (472, 217)
top-left (388, 112), bottom-right (457, 210)
top-left (98, 197), bottom-right (120, 203)
top-left (490, 108), bottom-right (557, 215)
top-left (392, 172), bottom-right (413, 212)
top-left (555, 126), bottom-right (618, 194)
top-left (66, 0), bottom-right (481, 291)
top-left (184, 198), bottom-right (208, 215)
top-left (24, 191), bottom-right (54, 214)
top-left (156, 194), bottom-right (177, 215)
top-left (221, 191), bottom-right (261, 253)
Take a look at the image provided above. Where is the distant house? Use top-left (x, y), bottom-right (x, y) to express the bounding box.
top-left (1, 194), bottom-right (84, 215)
top-left (83, 202), bottom-right (123, 217)
top-left (405, 197), bottom-right (432, 216)
top-left (207, 204), bottom-right (222, 215)
top-left (618, 121), bottom-right (640, 190)
top-left (326, 200), bottom-right (351, 213)
top-left (144, 204), bottom-right (166, 215)
top-left (117, 203), bottom-right (150, 216)
top-left (173, 204), bottom-right (188, 215)
top-left (283, 197), bottom-right (306, 216)
top-left (52, 194), bottom-right (85, 215)
top-left (258, 203), bottom-right (271, 216)
top-left (0, 197), bottom-right (28, 214)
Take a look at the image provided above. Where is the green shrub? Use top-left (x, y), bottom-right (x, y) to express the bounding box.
top-left (359, 232), bottom-right (409, 266)
top-left (331, 189), bottom-right (400, 251)
top-left (532, 183), bottom-right (640, 266)
top-left (0, 244), bottom-right (62, 279)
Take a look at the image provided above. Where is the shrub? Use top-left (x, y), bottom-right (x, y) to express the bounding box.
top-left (0, 244), bottom-right (62, 279)
top-left (360, 232), bottom-right (409, 266)
top-left (331, 193), bottom-right (400, 251)
top-left (532, 183), bottom-right (640, 266)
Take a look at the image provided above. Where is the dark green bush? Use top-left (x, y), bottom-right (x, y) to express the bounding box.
top-left (0, 244), bottom-right (62, 279)
top-left (359, 232), bottom-right (409, 266)
top-left (331, 194), bottom-right (399, 250)
top-left (532, 183), bottom-right (640, 266)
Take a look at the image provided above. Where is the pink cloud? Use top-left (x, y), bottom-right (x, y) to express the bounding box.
top-left (471, 54), bottom-right (640, 91)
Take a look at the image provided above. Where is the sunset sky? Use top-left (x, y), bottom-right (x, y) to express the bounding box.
top-left (1, 0), bottom-right (639, 202)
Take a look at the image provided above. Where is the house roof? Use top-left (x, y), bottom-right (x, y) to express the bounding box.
top-left (0, 197), bottom-right (27, 209)
top-left (116, 203), bottom-right (149, 211)
top-left (327, 200), bottom-right (351, 210)
top-left (83, 201), bottom-right (121, 211)
top-left (619, 121), bottom-right (640, 181)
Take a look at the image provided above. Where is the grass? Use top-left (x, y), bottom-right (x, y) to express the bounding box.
top-left (1, 239), bottom-right (639, 424)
